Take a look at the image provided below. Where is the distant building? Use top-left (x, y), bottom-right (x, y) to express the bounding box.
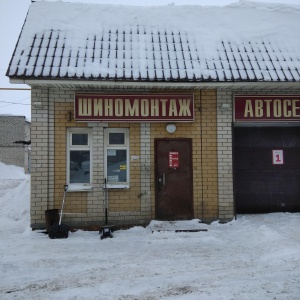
top-left (0, 115), bottom-right (31, 173)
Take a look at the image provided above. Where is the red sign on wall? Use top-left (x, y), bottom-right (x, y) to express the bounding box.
top-left (234, 95), bottom-right (300, 122)
top-left (169, 152), bottom-right (179, 168)
top-left (75, 94), bottom-right (194, 122)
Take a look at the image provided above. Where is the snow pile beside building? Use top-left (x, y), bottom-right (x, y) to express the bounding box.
top-left (0, 161), bottom-right (28, 179)
top-left (0, 162), bottom-right (30, 232)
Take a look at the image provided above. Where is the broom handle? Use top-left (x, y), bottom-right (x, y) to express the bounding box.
top-left (59, 185), bottom-right (68, 225)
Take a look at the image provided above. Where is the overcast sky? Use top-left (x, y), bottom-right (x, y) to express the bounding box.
top-left (1, 0), bottom-right (300, 121)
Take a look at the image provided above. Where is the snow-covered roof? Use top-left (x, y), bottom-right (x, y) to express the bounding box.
top-left (6, 1), bottom-right (300, 83)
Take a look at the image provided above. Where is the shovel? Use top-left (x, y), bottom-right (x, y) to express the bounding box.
top-left (48, 185), bottom-right (69, 239)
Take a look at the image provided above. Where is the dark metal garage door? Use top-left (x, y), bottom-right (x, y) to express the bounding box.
top-left (234, 126), bottom-right (300, 213)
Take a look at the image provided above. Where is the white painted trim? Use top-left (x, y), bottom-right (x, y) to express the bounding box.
top-left (67, 184), bottom-right (93, 192)
top-left (9, 78), bottom-right (300, 90)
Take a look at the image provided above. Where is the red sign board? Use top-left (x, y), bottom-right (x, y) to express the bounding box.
top-left (234, 95), bottom-right (300, 122)
top-left (75, 94), bottom-right (194, 122)
top-left (169, 151), bottom-right (179, 168)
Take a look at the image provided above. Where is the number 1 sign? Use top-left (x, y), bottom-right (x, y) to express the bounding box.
top-left (272, 150), bottom-right (284, 165)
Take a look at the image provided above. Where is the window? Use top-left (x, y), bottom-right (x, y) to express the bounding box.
top-left (67, 129), bottom-right (92, 190)
top-left (104, 128), bottom-right (129, 188)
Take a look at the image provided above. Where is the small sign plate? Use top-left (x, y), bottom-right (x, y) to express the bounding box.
top-left (169, 151), bottom-right (179, 168)
top-left (272, 150), bottom-right (284, 165)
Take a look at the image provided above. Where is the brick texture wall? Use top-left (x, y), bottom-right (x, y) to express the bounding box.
top-left (54, 102), bottom-right (88, 214)
top-left (217, 90), bottom-right (234, 222)
top-left (29, 86), bottom-right (300, 229)
top-left (0, 116), bottom-right (29, 169)
top-left (30, 86), bottom-right (220, 228)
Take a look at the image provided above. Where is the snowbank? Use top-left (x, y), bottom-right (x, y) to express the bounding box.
top-left (0, 162), bottom-right (28, 179)
top-left (0, 162), bottom-right (30, 233)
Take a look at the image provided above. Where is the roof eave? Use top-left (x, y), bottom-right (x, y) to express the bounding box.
top-left (9, 78), bottom-right (300, 90)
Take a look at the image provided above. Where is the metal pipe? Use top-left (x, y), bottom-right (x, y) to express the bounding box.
top-left (200, 89), bottom-right (204, 222)
top-left (104, 178), bottom-right (108, 225)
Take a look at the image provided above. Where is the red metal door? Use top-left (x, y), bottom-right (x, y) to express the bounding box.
top-left (155, 139), bottom-right (193, 220)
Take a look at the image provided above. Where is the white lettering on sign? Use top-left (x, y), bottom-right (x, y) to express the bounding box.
top-left (76, 97), bottom-right (192, 119)
top-left (78, 98), bottom-right (92, 116)
top-left (125, 99), bottom-right (139, 116)
top-left (243, 99), bottom-right (300, 118)
top-left (78, 98), bottom-right (192, 117)
top-left (179, 99), bottom-right (192, 116)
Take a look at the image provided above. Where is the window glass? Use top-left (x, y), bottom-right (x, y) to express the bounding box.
top-left (72, 133), bottom-right (88, 146)
top-left (67, 129), bottom-right (92, 188)
top-left (109, 132), bottom-right (124, 145)
top-left (107, 149), bottom-right (127, 182)
top-left (105, 128), bottom-right (129, 187)
top-left (70, 150), bottom-right (90, 183)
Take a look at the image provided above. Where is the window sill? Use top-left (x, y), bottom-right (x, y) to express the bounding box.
top-left (105, 184), bottom-right (129, 189)
top-left (67, 184), bottom-right (93, 192)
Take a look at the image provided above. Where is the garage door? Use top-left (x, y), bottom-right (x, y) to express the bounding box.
top-left (234, 126), bottom-right (300, 213)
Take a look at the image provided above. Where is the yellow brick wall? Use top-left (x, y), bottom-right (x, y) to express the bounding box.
top-left (150, 90), bottom-right (218, 221)
top-left (199, 90), bottom-right (218, 220)
top-left (54, 102), bottom-right (88, 213)
top-left (53, 89), bottom-right (218, 221)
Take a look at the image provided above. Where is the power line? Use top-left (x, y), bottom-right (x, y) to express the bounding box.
top-left (0, 96), bottom-right (31, 108)
top-left (0, 88), bottom-right (31, 91)
top-left (0, 100), bottom-right (30, 105)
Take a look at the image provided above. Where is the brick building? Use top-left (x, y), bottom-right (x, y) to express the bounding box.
top-left (6, 2), bottom-right (300, 229)
top-left (0, 115), bottom-right (31, 173)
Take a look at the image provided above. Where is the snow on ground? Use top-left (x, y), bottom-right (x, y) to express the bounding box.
top-left (0, 162), bottom-right (300, 299)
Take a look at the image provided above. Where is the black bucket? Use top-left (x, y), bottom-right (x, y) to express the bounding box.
top-left (45, 209), bottom-right (59, 233)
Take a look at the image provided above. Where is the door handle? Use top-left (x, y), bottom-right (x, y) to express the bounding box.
top-left (157, 173), bottom-right (166, 191)
top-left (162, 173), bottom-right (166, 186)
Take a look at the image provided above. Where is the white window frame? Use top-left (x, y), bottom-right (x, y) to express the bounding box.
top-left (66, 128), bottom-right (93, 191)
top-left (104, 128), bottom-right (130, 189)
